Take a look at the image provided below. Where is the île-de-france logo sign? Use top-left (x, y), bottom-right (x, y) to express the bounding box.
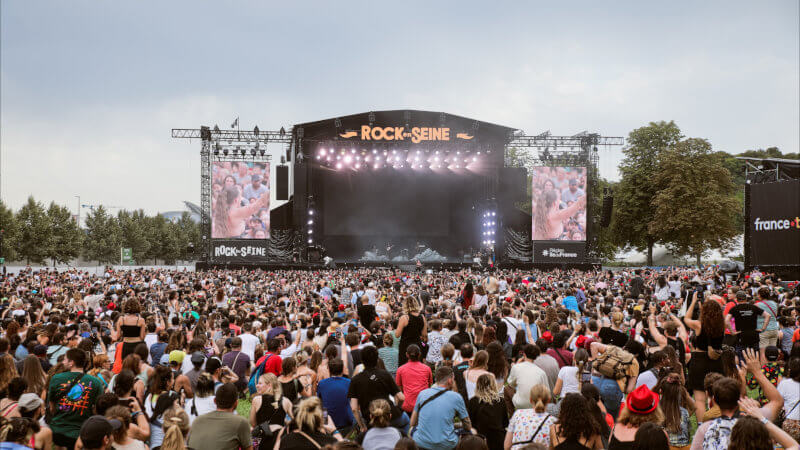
top-left (541, 249), bottom-right (549, 256)
top-left (339, 125), bottom-right (473, 144)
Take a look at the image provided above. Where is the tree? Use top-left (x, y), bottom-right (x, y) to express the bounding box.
top-left (612, 121), bottom-right (684, 265)
top-left (649, 138), bottom-right (740, 265)
top-left (0, 201), bottom-right (19, 262)
top-left (118, 210), bottom-right (151, 264)
top-left (46, 202), bottom-right (83, 265)
top-left (84, 206), bottom-right (122, 264)
top-left (16, 197), bottom-right (51, 264)
top-left (176, 212), bottom-right (200, 261)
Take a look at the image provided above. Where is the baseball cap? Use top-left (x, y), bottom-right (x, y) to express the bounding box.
top-left (205, 357), bottom-right (222, 374)
top-left (190, 352), bottom-right (205, 365)
top-left (765, 346), bottom-right (780, 362)
top-left (18, 393), bottom-right (43, 413)
top-left (80, 416), bottom-right (122, 448)
top-left (159, 354), bottom-right (171, 366)
top-left (169, 350), bottom-right (186, 365)
top-left (735, 291), bottom-right (747, 302)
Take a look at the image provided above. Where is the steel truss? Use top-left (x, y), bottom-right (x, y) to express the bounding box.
top-left (504, 132), bottom-right (623, 263)
top-left (173, 126), bottom-right (289, 262)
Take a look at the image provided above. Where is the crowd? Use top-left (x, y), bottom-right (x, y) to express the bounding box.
top-left (0, 265), bottom-right (799, 450)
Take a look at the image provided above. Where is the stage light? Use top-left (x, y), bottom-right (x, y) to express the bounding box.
top-left (455, 165), bottom-right (460, 169)
top-left (309, 210), bottom-right (314, 215)
top-left (392, 150), bottom-right (397, 154)
top-left (336, 163), bottom-right (342, 169)
top-left (473, 157), bottom-right (477, 162)
top-left (308, 219), bottom-right (313, 225)
top-left (308, 239), bottom-right (313, 244)
top-left (320, 148), bottom-right (326, 156)
top-left (326, 156), bottom-right (332, 161)
top-left (356, 156), bottom-right (361, 161)
top-left (414, 157), bottom-right (420, 162)
top-left (259, 149), bottom-right (265, 156)
top-left (374, 164), bottom-right (379, 169)
top-left (457, 151), bottom-right (461, 155)
top-left (308, 229), bottom-right (313, 234)
top-left (355, 163), bottom-right (361, 169)
top-left (223, 149), bottom-right (229, 156)
top-left (344, 156), bottom-right (352, 163)
top-left (373, 149), bottom-right (377, 154)
top-left (351, 149), bottom-right (355, 153)
top-left (316, 155), bottom-right (322, 160)
top-left (251, 148), bottom-right (257, 156)
top-left (492, 212), bottom-right (496, 216)
top-left (434, 157), bottom-right (440, 162)
top-left (376, 156), bottom-right (381, 161)
top-left (435, 151), bottom-right (440, 154)
top-left (365, 156), bottom-right (371, 162)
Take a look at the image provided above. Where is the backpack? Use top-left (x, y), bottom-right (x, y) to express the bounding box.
top-left (248, 354), bottom-right (273, 394)
top-left (703, 416), bottom-right (737, 450)
top-left (594, 346), bottom-right (635, 379)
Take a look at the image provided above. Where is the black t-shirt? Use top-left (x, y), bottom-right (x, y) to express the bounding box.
top-left (357, 304), bottom-right (377, 326)
top-left (278, 430), bottom-right (337, 450)
top-left (730, 303), bottom-right (762, 345)
top-left (599, 327), bottom-right (629, 347)
top-left (347, 367), bottom-right (401, 421)
top-left (467, 397), bottom-right (509, 450)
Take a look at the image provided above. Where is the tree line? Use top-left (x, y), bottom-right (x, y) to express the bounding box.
top-left (0, 199), bottom-right (201, 266)
top-left (507, 120), bottom-right (798, 265)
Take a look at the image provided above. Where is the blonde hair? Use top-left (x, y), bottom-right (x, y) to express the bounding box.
top-left (161, 406), bottom-right (191, 450)
top-left (474, 373), bottom-right (500, 404)
top-left (369, 399), bottom-right (392, 428)
top-left (259, 373), bottom-right (283, 407)
top-left (529, 384), bottom-right (551, 413)
top-left (403, 297), bottom-right (421, 314)
top-left (611, 312), bottom-right (624, 328)
top-left (295, 397), bottom-right (323, 432)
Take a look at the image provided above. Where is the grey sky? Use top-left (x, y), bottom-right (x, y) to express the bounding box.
top-left (1, 0), bottom-right (797, 215)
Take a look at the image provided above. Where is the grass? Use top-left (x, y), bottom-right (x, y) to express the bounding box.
top-left (237, 395), bottom-right (252, 418)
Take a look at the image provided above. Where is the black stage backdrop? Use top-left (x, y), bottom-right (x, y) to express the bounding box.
top-left (315, 169), bottom-right (481, 259)
top-left (211, 230), bottom-right (297, 263)
top-left (747, 180), bottom-right (800, 267)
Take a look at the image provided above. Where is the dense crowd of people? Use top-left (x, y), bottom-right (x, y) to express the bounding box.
top-left (0, 265), bottom-right (799, 450)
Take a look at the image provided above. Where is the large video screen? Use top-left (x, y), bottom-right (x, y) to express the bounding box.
top-left (531, 166), bottom-right (587, 241)
top-left (322, 170), bottom-right (451, 236)
top-left (211, 161), bottom-right (270, 239)
top-left (748, 180), bottom-right (800, 266)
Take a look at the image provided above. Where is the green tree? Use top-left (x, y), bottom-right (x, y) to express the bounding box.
top-left (84, 206), bottom-right (122, 264)
top-left (46, 202), bottom-right (83, 265)
top-left (649, 138), bottom-right (740, 265)
top-left (118, 210), bottom-right (151, 263)
top-left (176, 212), bottom-right (200, 261)
top-left (16, 197), bottom-right (51, 264)
top-left (0, 201), bottom-right (19, 262)
top-left (612, 121), bottom-right (684, 265)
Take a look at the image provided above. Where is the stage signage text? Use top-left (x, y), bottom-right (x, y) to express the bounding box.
top-left (339, 126), bottom-right (473, 143)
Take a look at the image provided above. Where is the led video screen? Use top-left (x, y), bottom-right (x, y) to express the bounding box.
top-left (211, 161), bottom-right (270, 239)
top-left (748, 180), bottom-right (800, 266)
top-left (531, 166), bottom-right (587, 241)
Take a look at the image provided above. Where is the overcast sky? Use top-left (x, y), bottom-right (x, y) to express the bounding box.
top-left (1, 1), bottom-right (798, 215)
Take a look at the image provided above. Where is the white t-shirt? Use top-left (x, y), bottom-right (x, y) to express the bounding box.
top-left (239, 333), bottom-right (260, 360)
top-left (778, 379), bottom-right (800, 420)
top-left (187, 395), bottom-right (217, 424)
top-left (668, 281), bottom-right (682, 298)
top-left (502, 317), bottom-right (522, 344)
top-left (473, 294), bottom-right (488, 308)
top-left (556, 366), bottom-right (581, 396)
top-left (508, 361), bottom-right (549, 409)
top-left (635, 369), bottom-right (659, 390)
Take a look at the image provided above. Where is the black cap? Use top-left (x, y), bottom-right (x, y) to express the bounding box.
top-left (765, 346), bottom-right (780, 361)
top-left (190, 351), bottom-right (205, 365)
top-left (80, 416), bottom-right (122, 448)
top-left (205, 357), bottom-right (222, 374)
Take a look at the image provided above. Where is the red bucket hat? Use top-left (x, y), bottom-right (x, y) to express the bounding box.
top-left (626, 385), bottom-right (659, 415)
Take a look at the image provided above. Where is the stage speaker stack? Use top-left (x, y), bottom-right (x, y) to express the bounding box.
top-left (600, 192), bottom-right (614, 227)
top-left (276, 165), bottom-right (289, 200)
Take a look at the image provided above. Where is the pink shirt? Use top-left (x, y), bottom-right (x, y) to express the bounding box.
top-left (395, 361), bottom-right (432, 412)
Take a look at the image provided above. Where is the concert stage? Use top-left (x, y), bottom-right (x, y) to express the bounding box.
top-left (174, 110), bottom-right (624, 270)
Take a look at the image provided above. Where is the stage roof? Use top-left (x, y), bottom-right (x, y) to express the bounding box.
top-left (737, 156), bottom-right (800, 181)
top-left (293, 109), bottom-right (517, 145)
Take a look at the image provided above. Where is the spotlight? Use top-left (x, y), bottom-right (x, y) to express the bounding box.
top-left (457, 151), bottom-right (461, 155)
top-left (374, 164), bottom-right (379, 169)
top-left (308, 219), bottom-right (313, 225)
top-left (344, 156), bottom-right (352, 163)
top-left (351, 149), bottom-right (356, 153)
top-left (308, 239), bottom-right (313, 244)
top-left (308, 229), bottom-right (313, 234)
top-left (414, 157), bottom-right (420, 162)
top-left (336, 163), bottom-right (342, 169)
top-left (355, 163), bottom-right (361, 169)
top-left (223, 149), bottom-right (229, 156)
top-left (472, 157), bottom-right (477, 162)
top-left (434, 157), bottom-right (440, 162)
top-left (455, 165), bottom-right (460, 169)
top-left (365, 156), bottom-right (371, 162)
top-left (316, 155), bottom-right (322, 160)
top-left (372, 149), bottom-right (377, 154)
top-left (250, 148), bottom-right (257, 156)
top-left (308, 210), bottom-right (314, 215)
top-left (259, 149), bottom-right (265, 156)
top-left (492, 212), bottom-right (496, 216)
top-left (320, 148), bottom-right (327, 156)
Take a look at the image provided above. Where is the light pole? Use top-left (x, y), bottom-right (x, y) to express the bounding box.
top-left (74, 195), bottom-right (81, 228)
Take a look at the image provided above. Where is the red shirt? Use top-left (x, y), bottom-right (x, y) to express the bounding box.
top-left (395, 361), bottom-right (432, 413)
top-left (256, 352), bottom-right (283, 376)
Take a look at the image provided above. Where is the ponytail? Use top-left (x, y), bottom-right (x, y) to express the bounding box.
top-left (533, 399), bottom-right (545, 413)
top-left (160, 406), bottom-right (190, 450)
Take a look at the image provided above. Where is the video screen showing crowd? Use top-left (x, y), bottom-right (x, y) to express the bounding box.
top-left (531, 166), bottom-right (587, 241)
top-left (211, 161), bottom-right (270, 239)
